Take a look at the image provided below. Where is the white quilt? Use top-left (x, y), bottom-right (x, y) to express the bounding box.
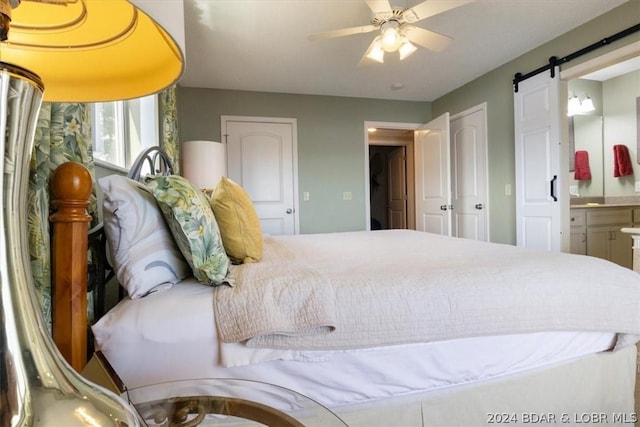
top-left (213, 230), bottom-right (640, 350)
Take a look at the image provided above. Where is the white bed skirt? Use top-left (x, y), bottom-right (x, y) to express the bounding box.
top-left (97, 345), bottom-right (634, 426)
top-left (333, 344), bottom-right (637, 427)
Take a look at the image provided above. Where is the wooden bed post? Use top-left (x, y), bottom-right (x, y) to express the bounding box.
top-left (50, 161), bottom-right (93, 371)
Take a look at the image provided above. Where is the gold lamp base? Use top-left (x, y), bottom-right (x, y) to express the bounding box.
top-left (0, 61), bottom-right (140, 426)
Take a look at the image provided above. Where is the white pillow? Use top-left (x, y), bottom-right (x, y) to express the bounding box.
top-left (99, 175), bottom-right (191, 298)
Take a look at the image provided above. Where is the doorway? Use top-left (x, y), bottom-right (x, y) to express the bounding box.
top-left (365, 121), bottom-right (421, 231)
top-left (369, 136), bottom-right (414, 230)
top-left (364, 111), bottom-right (489, 241)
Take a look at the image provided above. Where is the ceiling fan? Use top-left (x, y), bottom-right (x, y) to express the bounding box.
top-left (309, 0), bottom-right (472, 64)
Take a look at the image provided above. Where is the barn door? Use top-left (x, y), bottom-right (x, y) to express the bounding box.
top-left (514, 69), bottom-right (568, 251)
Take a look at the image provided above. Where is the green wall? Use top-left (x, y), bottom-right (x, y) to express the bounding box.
top-left (431, 0), bottom-right (640, 244)
top-left (176, 88), bottom-right (430, 233)
top-left (177, 0), bottom-right (639, 241)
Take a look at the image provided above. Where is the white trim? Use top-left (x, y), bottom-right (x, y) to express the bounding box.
top-left (560, 41), bottom-right (640, 80)
top-left (220, 115), bottom-right (300, 234)
top-left (558, 42), bottom-right (639, 251)
top-left (94, 159), bottom-right (128, 175)
top-left (449, 102), bottom-right (484, 121)
top-left (364, 120), bottom-right (423, 231)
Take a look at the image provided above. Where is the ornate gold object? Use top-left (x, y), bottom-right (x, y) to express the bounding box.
top-left (0, 60), bottom-right (140, 426)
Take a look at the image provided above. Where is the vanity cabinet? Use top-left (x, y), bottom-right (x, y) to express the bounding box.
top-left (584, 207), bottom-right (632, 269)
top-left (569, 209), bottom-right (587, 255)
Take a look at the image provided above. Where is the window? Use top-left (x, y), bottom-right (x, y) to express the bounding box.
top-left (92, 94), bottom-right (159, 169)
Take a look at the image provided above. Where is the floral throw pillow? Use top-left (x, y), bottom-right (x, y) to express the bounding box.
top-left (144, 175), bottom-right (233, 286)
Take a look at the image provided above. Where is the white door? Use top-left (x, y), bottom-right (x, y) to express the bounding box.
top-left (222, 116), bottom-right (298, 235)
top-left (450, 104), bottom-right (489, 241)
top-left (514, 68), bottom-right (568, 251)
top-left (414, 113), bottom-right (451, 235)
top-left (387, 146), bottom-right (407, 229)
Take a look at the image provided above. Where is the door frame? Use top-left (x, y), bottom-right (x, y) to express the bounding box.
top-left (221, 115), bottom-right (300, 234)
top-left (364, 121), bottom-right (422, 230)
top-left (558, 42), bottom-right (640, 243)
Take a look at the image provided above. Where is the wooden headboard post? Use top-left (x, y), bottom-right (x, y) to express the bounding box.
top-left (50, 161), bottom-right (92, 371)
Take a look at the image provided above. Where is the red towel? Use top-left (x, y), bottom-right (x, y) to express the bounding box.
top-left (613, 144), bottom-right (633, 177)
top-left (574, 150), bottom-right (591, 180)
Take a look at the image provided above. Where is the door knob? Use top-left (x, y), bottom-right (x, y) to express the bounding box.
top-left (440, 205), bottom-right (448, 211)
top-left (286, 208), bottom-right (293, 214)
top-left (475, 203), bottom-right (483, 210)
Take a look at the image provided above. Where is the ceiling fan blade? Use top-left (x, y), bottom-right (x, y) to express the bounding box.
top-left (309, 24), bottom-right (377, 41)
top-left (366, 0), bottom-right (393, 15)
top-left (403, 0), bottom-right (472, 23)
top-left (404, 25), bottom-right (452, 52)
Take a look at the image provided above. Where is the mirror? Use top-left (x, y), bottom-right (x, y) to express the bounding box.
top-left (569, 114), bottom-right (603, 198)
top-left (568, 56), bottom-right (640, 201)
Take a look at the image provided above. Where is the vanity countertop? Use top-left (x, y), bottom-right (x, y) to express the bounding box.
top-left (570, 203), bottom-right (640, 209)
top-left (621, 227), bottom-right (640, 235)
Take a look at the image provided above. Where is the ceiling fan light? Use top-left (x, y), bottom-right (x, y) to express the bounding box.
top-left (380, 20), bottom-right (402, 52)
top-left (382, 28), bottom-right (400, 51)
top-left (366, 38), bottom-right (385, 63)
top-left (399, 39), bottom-right (417, 60)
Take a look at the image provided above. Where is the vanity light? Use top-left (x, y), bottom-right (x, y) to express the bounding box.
top-left (568, 92), bottom-right (596, 116)
top-left (581, 96), bottom-right (595, 113)
top-left (568, 93), bottom-right (582, 116)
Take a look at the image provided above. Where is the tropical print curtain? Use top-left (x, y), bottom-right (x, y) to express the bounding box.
top-left (29, 102), bottom-right (96, 328)
top-left (159, 85), bottom-right (180, 175)
top-left (28, 86), bottom-right (180, 329)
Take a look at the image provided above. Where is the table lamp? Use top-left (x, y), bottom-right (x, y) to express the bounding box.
top-left (182, 140), bottom-right (227, 190)
top-left (0, 0), bottom-right (183, 425)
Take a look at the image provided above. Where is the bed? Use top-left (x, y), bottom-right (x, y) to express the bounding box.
top-left (51, 147), bottom-right (640, 426)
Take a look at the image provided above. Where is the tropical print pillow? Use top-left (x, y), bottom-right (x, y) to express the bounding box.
top-left (144, 175), bottom-right (233, 286)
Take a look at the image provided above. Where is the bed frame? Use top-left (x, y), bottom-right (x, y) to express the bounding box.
top-left (51, 147), bottom-right (174, 371)
top-left (49, 147), bottom-right (638, 425)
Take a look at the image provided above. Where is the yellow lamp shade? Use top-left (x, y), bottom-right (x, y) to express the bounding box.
top-left (1, 0), bottom-right (183, 102)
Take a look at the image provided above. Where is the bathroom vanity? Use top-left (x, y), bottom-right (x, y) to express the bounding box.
top-left (570, 204), bottom-right (639, 269)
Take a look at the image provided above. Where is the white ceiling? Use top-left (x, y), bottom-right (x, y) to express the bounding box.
top-left (179, 0), bottom-right (629, 102)
top-left (580, 56), bottom-right (640, 81)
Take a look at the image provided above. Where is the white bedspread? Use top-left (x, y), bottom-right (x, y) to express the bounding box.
top-left (213, 230), bottom-right (640, 350)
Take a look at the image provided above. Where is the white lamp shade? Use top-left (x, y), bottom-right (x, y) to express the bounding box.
top-left (182, 140), bottom-right (227, 189)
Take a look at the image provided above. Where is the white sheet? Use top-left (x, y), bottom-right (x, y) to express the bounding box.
top-left (93, 279), bottom-right (620, 408)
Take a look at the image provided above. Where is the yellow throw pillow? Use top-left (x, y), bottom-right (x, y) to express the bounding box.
top-left (210, 177), bottom-right (263, 263)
